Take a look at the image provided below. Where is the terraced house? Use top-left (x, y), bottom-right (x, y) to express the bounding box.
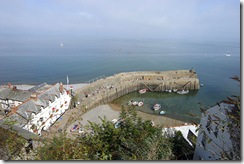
top-left (0, 83), bottom-right (71, 136)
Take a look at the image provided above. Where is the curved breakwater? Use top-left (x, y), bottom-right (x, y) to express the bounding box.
top-left (75, 70), bottom-right (200, 111)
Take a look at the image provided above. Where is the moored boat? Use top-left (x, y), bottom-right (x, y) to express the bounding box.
top-left (177, 90), bottom-right (189, 94)
top-left (139, 88), bottom-right (147, 94)
top-left (160, 110), bottom-right (166, 115)
top-left (138, 101), bottom-right (144, 106)
top-left (153, 103), bottom-right (161, 111)
top-left (132, 101), bottom-right (139, 106)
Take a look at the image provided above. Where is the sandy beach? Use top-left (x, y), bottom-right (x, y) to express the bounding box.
top-left (66, 103), bottom-right (186, 137)
top-left (5, 83), bottom-right (187, 135)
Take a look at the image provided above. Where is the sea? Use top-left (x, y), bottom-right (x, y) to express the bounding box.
top-left (0, 39), bottom-right (240, 122)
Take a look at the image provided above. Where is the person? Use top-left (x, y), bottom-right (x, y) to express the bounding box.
top-left (25, 138), bottom-right (33, 154)
top-left (28, 139), bottom-right (33, 150)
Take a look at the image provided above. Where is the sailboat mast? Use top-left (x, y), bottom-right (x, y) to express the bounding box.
top-left (67, 75), bottom-right (69, 90)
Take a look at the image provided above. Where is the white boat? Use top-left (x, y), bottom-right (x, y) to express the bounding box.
top-left (200, 84), bottom-right (204, 87)
top-left (138, 101), bottom-right (144, 106)
top-left (153, 104), bottom-right (161, 111)
top-left (225, 53), bottom-right (231, 57)
top-left (139, 89), bottom-right (147, 94)
top-left (165, 89), bottom-right (171, 93)
top-left (173, 89), bottom-right (178, 92)
top-left (132, 101), bottom-right (139, 106)
top-left (160, 110), bottom-right (166, 115)
top-left (177, 90), bottom-right (189, 94)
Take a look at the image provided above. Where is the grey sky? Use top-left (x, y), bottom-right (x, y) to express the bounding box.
top-left (0, 0), bottom-right (240, 42)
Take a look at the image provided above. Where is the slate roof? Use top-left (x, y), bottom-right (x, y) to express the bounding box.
top-left (16, 100), bottom-right (40, 120)
top-left (28, 83), bottom-right (51, 93)
top-left (6, 113), bottom-right (28, 127)
top-left (0, 88), bottom-right (32, 102)
top-left (5, 83), bottom-right (64, 125)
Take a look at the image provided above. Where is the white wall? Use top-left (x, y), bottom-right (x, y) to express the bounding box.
top-left (24, 91), bottom-right (71, 135)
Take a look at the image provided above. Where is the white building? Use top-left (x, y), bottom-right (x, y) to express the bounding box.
top-left (163, 124), bottom-right (199, 147)
top-left (0, 83), bottom-right (71, 136)
top-left (193, 102), bottom-right (238, 160)
top-left (0, 85), bottom-right (32, 114)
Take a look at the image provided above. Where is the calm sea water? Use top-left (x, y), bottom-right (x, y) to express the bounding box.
top-left (0, 40), bottom-right (240, 122)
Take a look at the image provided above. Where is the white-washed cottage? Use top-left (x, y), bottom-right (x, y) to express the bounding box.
top-left (0, 83), bottom-right (71, 136)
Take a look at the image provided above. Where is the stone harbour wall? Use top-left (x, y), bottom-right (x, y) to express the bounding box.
top-left (75, 70), bottom-right (200, 111)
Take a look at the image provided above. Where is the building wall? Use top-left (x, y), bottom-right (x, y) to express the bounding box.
top-left (0, 99), bottom-right (22, 112)
top-left (193, 103), bottom-right (234, 160)
top-left (23, 91), bottom-right (71, 135)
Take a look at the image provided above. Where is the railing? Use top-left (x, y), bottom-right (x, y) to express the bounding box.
top-left (85, 75), bottom-right (106, 84)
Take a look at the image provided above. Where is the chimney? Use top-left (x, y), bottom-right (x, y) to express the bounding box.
top-left (59, 82), bottom-right (64, 93)
top-left (8, 82), bottom-right (12, 89)
top-left (12, 86), bottom-right (17, 91)
top-left (30, 94), bottom-right (38, 101)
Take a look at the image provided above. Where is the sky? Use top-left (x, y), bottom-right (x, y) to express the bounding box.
top-left (0, 0), bottom-right (240, 44)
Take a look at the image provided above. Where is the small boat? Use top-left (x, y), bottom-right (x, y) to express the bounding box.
top-left (139, 89), bottom-right (147, 94)
top-left (225, 53), bottom-right (231, 57)
top-left (173, 89), bottom-right (178, 92)
top-left (177, 90), bottom-right (189, 94)
top-left (138, 101), bottom-right (144, 106)
top-left (160, 110), bottom-right (166, 115)
top-left (153, 104), bottom-right (161, 111)
top-left (132, 101), bottom-right (139, 106)
top-left (70, 124), bottom-right (79, 132)
top-left (200, 84), bottom-right (204, 87)
top-left (114, 120), bottom-right (122, 128)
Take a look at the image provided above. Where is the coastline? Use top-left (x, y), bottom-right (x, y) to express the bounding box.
top-left (4, 82), bottom-right (188, 129)
top-left (1, 83), bottom-right (89, 91)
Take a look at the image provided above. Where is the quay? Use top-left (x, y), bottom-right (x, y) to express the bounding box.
top-left (45, 69), bottom-right (200, 136)
top-left (75, 69), bottom-right (200, 110)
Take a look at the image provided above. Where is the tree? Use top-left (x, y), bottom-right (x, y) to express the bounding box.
top-left (34, 106), bottom-right (176, 160)
top-left (0, 127), bottom-right (26, 160)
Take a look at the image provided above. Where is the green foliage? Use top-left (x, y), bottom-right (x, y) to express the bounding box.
top-left (0, 127), bottom-right (25, 160)
top-left (34, 106), bottom-right (176, 160)
top-left (170, 131), bottom-right (194, 160)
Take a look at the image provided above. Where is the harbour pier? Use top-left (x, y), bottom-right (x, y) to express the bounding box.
top-left (75, 69), bottom-right (200, 111)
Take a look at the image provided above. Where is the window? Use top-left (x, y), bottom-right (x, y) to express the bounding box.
top-left (40, 117), bottom-right (43, 122)
top-left (206, 116), bottom-right (212, 134)
top-left (213, 126), bottom-right (218, 138)
top-left (201, 132), bottom-right (207, 149)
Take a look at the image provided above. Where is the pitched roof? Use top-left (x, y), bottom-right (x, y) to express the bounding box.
top-left (0, 88), bottom-right (32, 102)
top-left (28, 83), bottom-right (51, 93)
top-left (16, 100), bottom-right (40, 120)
